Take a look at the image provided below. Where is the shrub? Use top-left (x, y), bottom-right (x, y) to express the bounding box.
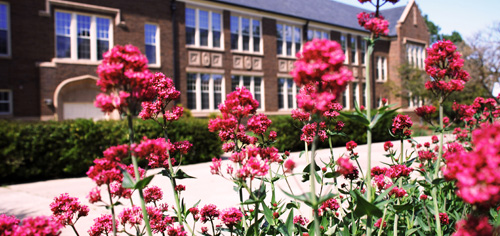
top-left (0, 118), bottom-right (222, 184)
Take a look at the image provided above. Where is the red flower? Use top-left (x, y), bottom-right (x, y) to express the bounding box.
top-left (391, 114), bottom-right (413, 139)
top-left (336, 156), bottom-right (359, 180)
top-left (454, 215), bottom-right (492, 236)
top-left (219, 207), bottom-right (243, 228)
top-left (200, 204), bottom-right (220, 223)
top-left (357, 12), bottom-right (389, 37)
top-left (383, 141), bottom-right (393, 151)
top-left (50, 193), bottom-right (89, 226)
top-left (346, 140), bottom-right (358, 152)
top-left (439, 213), bottom-right (450, 225)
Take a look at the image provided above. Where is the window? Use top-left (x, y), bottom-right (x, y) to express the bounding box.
top-left (231, 75), bottom-right (263, 109)
top-left (185, 7), bottom-right (222, 48)
top-left (231, 15), bottom-right (261, 52)
top-left (350, 36), bottom-right (358, 64)
top-left (0, 89), bottom-right (12, 115)
top-left (342, 83), bottom-right (350, 109)
top-left (277, 23), bottom-right (301, 56)
top-left (376, 56), bottom-right (388, 81)
top-left (360, 39), bottom-right (367, 65)
top-left (0, 3), bottom-right (9, 56)
top-left (353, 82), bottom-right (360, 107)
top-left (408, 92), bottom-right (425, 108)
top-left (340, 34), bottom-right (347, 63)
top-left (362, 83), bottom-right (366, 106)
top-left (187, 73), bottom-right (224, 111)
top-left (55, 11), bottom-right (112, 60)
top-left (145, 24), bottom-right (159, 65)
top-left (278, 78), bottom-right (299, 110)
top-left (406, 43), bottom-right (425, 69)
top-left (307, 28), bottom-right (329, 41)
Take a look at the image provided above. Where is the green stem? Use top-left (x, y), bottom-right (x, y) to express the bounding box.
top-left (70, 224), bottom-right (80, 236)
top-left (106, 184), bottom-right (117, 236)
top-left (126, 114), bottom-right (153, 236)
top-left (365, 38), bottom-right (374, 236)
top-left (431, 102), bottom-right (444, 236)
top-left (377, 207), bottom-right (387, 236)
top-left (309, 137), bottom-right (321, 235)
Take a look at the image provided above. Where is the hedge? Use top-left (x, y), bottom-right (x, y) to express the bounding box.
top-left (0, 118), bottom-right (223, 184)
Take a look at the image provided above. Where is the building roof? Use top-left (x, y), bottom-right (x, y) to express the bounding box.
top-left (213, 0), bottom-right (407, 37)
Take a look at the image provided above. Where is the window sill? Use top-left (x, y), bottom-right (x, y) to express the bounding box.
top-left (0, 54), bottom-right (11, 59)
top-left (231, 50), bottom-right (263, 56)
top-left (148, 64), bottom-right (161, 69)
top-left (52, 58), bottom-right (101, 66)
top-left (186, 45), bottom-right (225, 52)
top-left (277, 55), bottom-right (297, 60)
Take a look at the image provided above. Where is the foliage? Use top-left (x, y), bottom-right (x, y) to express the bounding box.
top-left (0, 118), bottom-right (222, 184)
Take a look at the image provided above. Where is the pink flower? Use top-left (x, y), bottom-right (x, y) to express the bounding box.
top-left (389, 186), bottom-right (407, 198)
top-left (415, 105), bottom-right (436, 123)
top-left (219, 207), bottom-right (243, 227)
top-left (291, 109), bottom-right (311, 122)
top-left (218, 87), bottom-right (259, 120)
top-left (175, 185), bottom-right (186, 192)
top-left (50, 193), bottom-right (89, 226)
top-left (119, 206), bottom-right (143, 228)
top-left (336, 156), bottom-right (359, 180)
top-left (383, 141), bottom-right (393, 151)
top-left (210, 158), bottom-right (222, 175)
top-left (88, 214), bottom-right (113, 236)
top-left (374, 218), bottom-right (387, 228)
top-left (318, 198), bottom-right (340, 216)
top-left (133, 138), bottom-right (177, 169)
top-left (420, 194), bottom-right (428, 200)
top-left (144, 186), bottom-right (163, 203)
top-left (453, 215), bottom-right (492, 236)
top-left (391, 114), bottom-right (413, 139)
top-left (87, 187), bottom-right (102, 204)
top-left (147, 206), bottom-right (172, 233)
top-left (381, 97), bottom-right (388, 104)
top-left (346, 140), bottom-right (357, 152)
top-left (293, 215), bottom-right (309, 226)
top-left (432, 135), bottom-right (439, 144)
top-left (284, 159), bottom-right (296, 173)
top-left (439, 213), bottom-right (450, 225)
top-left (290, 39), bottom-right (353, 114)
top-left (15, 216), bottom-right (62, 236)
top-left (385, 165), bottom-right (413, 179)
top-left (418, 150), bottom-right (436, 162)
top-left (166, 224), bottom-right (188, 236)
top-left (247, 113), bottom-right (272, 134)
top-left (200, 204), bottom-right (220, 223)
top-left (357, 12), bottom-right (389, 37)
top-left (0, 214), bottom-right (20, 235)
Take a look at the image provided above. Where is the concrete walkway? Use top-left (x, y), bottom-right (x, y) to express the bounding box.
top-left (0, 135), bottom-right (442, 235)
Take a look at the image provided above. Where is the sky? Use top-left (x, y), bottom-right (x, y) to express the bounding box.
top-left (333, 0), bottom-right (500, 41)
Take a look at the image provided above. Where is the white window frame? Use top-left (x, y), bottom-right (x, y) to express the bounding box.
top-left (376, 56), bottom-right (388, 82)
top-left (360, 38), bottom-right (367, 65)
top-left (277, 77), bottom-right (299, 110)
top-left (0, 89), bottom-right (12, 115)
top-left (342, 83), bottom-right (350, 110)
top-left (187, 72), bottom-right (225, 111)
top-left (185, 6), bottom-right (223, 49)
top-left (340, 33), bottom-right (348, 64)
top-left (144, 23), bottom-right (160, 67)
top-left (0, 2), bottom-right (10, 57)
top-left (307, 28), bottom-right (329, 41)
top-left (54, 10), bottom-right (113, 61)
top-left (276, 22), bottom-right (302, 57)
top-left (231, 75), bottom-right (265, 110)
top-left (406, 43), bottom-right (425, 69)
top-left (350, 35), bottom-right (358, 65)
top-left (230, 14), bottom-right (262, 53)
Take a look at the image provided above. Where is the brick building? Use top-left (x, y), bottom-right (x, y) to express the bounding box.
top-left (0, 0), bottom-right (429, 120)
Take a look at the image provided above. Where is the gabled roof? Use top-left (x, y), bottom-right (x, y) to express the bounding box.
top-left (212, 0), bottom-right (407, 37)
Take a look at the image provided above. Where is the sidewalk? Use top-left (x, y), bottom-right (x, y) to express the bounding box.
top-left (0, 135), bottom-right (440, 235)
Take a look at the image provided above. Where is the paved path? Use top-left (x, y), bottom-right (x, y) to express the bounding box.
top-left (0, 135), bottom-right (443, 235)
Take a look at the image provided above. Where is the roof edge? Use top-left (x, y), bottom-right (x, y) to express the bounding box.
top-left (398, 0), bottom-right (415, 24)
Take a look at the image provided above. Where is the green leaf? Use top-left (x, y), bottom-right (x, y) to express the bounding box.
top-left (174, 169), bottom-right (196, 179)
top-left (352, 190), bottom-right (383, 218)
top-left (253, 183), bottom-right (266, 200)
top-left (262, 203), bottom-right (275, 226)
top-left (286, 202), bottom-right (300, 209)
top-left (282, 190), bottom-right (312, 206)
top-left (241, 199), bottom-right (262, 205)
top-left (375, 184), bottom-right (396, 202)
top-left (134, 175), bottom-right (154, 190)
top-left (324, 225), bottom-right (337, 236)
top-left (405, 227), bottom-right (420, 236)
top-left (326, 130), bottom-right (348, 138)
top-left (340, 111), bottom-right (369, 126)
top-left (120, 168), bottom-right (135, 189)
top-left (285, 210), bottom-right (294, 236)
top-left (318, 192), bottom-right (337, 205)
top-left (324, 172), bottom-right (340, 179)
top-left (393, 203), bottom-right (414, 213)
top-left (432, 178), bottom-right (445, 185)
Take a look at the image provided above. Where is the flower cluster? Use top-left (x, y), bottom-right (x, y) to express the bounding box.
top-left (318, 198), bottom-right (340, 216)
top-left (1, 215), bottom-right (63, 236)
top-left (139, 73), bottom-right (182, 122)
top-left (50, 193), bottom-right (89, 226)
top-left (357, 12), bottom-right (389, 37)
top-left (95, 45), bottom-right (155, 114)
top-left (200, 204), bottom-right (220, 223)
top-left (219, 207), bottom-right (243, 228)
top-left (444, 122), bottom-right (500, 207)
top-left (293, 215), bottom-right (309, 226)
top-left (424, 40), bottom-right (470, 98)
top-left (453, 215), bottom-right (492, 236)
top-left (415, 105), bottom-right (437, 124)
top-left (336, 156), bottom-right (359, 180)
top-left (290, 39), bottom-right (353, 114)
top-left (391, 114), bottom-right (413, 139)
top-left (133, 137), bottom-right (192, 169)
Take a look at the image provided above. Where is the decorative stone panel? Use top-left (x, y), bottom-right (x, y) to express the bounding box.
top-left (287, 61), bottom-right (294, 72)
top-left (244, 56), bottom-right (252, 70)
top-left (352, 68), bottom-right (358, 78)
top-left (362, 67), bottom-right (366, 77)
top-left (278, 60), bottom-right (287, 72)
top-left (211, 53), bottom-right (222, 67)
top-left (201, 52), bottom-right (210, 67)
top-left (233, 55), bottom-right (243, 69)
top-left (252, 57), bottom-right (262, 70)
top-left (188, 51), bottom-right (200, 66)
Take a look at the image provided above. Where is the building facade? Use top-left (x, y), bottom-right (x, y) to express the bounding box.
top-left (0, 0), bottom-right (429, 120)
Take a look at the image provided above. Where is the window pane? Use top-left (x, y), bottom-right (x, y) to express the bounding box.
top-left (0, 4), bottom-right (6, 30)
top-left (254, 77), bottom-right (262, 108)
top-left (253, 20), bottom-right (260, 52)
top-left (243, 76), bottom-right (251, 89)
top-left (278, 78), bottom-right (284, 109)
top-left (294, 27), bottom-right (301, 55)
top-left (97, 18), bottom-right (110, 60)
top-left (230, 16), bottom-right (239, 50)
top-left (212, 12), bottom-right (221, 48)
top-left (307, 29), bottom-right (313, 41)
top-left (145, 24), bottom-right (157, 63)
top-left (287, 79), bottom-right (293, 109)
top-left (314, 30), bottom-right (320, 39)
top-left (0, 103), bottom-right (8, 112)
top-left (242, 18), bottom-right (250, 51)
top-left (213, 74), bottom-right (223, 108)
top-left (199, 10), bottom-right (208, 46)
top-left (55, 12), bottom-right (71, 58)
top-left (201, 74), bottom-right (210, 110)
top-left (285, 25), bottom-right (292, 56)
top-left (145, 45), bottom-right (156, 64)
top-left (276, 24), bottom-right (283, 55)
top-left (0, 30), bottom-right (6, 54)
top-left (97, 39), bottom-right (109, 60)
top-left (323, 32), bottom-right (328, 39)
top-left (350, 37), bottom-right (356, 64)
top-left (231, 75), bottom-right (239, 91)
top-left (185, 8), bottom-right (195, 45)
top-left (77, 15), bottom-right (91, 59)
top-left (187, 73), bottom-right (197, 109)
